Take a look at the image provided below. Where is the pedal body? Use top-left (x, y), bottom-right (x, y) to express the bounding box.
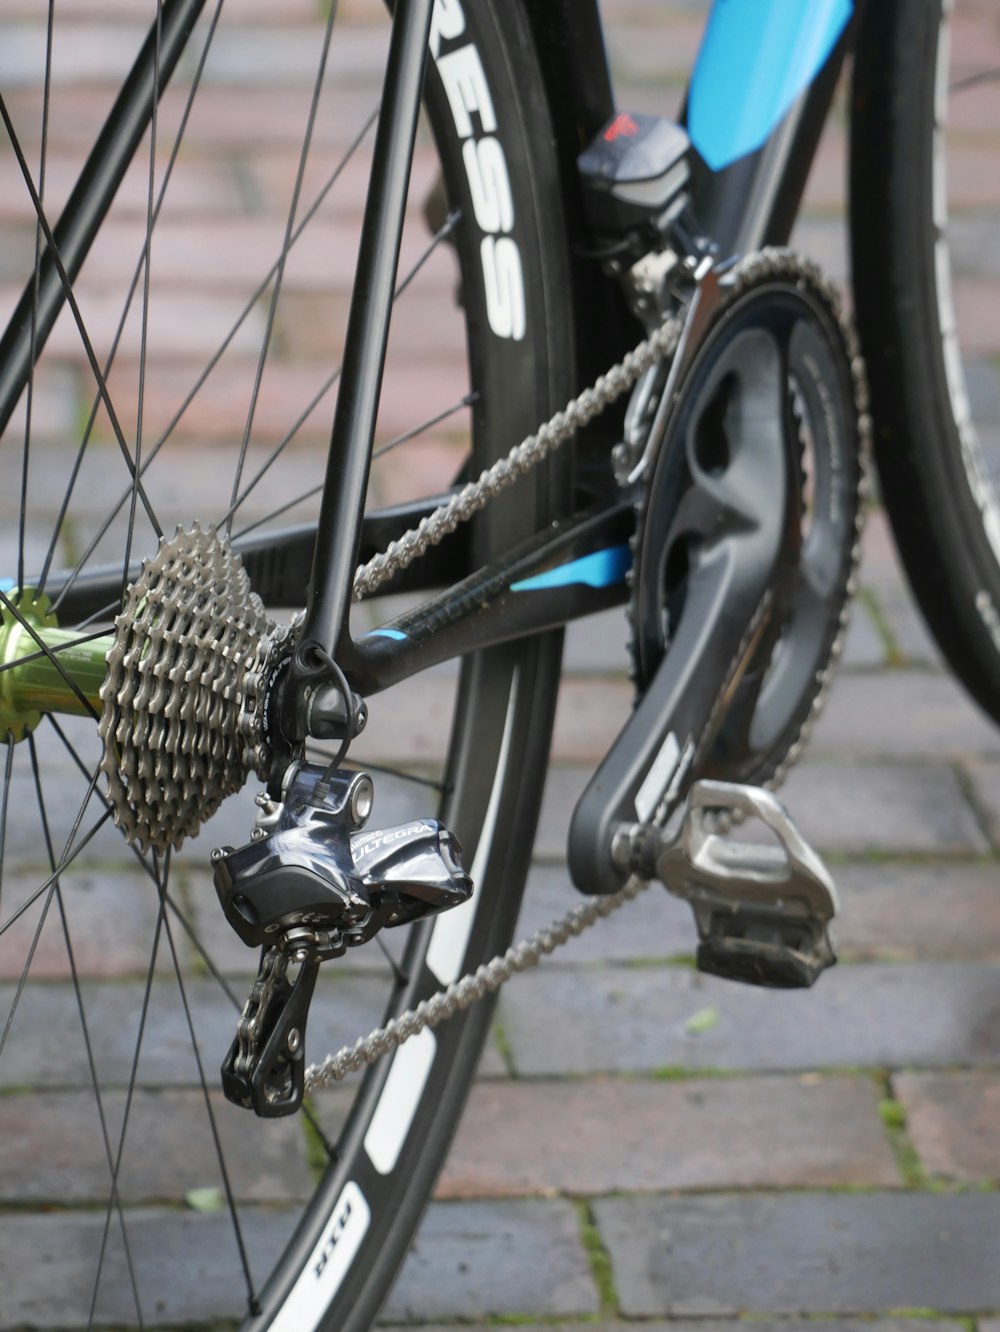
top-left (622, 780), bottom-right (838, 989)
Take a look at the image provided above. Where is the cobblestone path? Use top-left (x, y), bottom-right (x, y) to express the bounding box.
top-left (0, 0), bottom-right (998, 1328)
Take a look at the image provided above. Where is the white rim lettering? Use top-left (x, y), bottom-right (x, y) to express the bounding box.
top-left (268, 1182), bottom-right (370, 1332)
top-left (431, 17), bottom-right (524, 341)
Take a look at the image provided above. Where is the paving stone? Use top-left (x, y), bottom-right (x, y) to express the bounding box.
top-left (594, 1192), bottom-right (1000, 1316)
top-left (834, 860), bottom-right (1000, 960)
top-left (551, 677), bottom-right (633, 764)
top-left (957, 758), bottom-right (1000, 851)
top-left (535, 764), bottom-right (592, 861)
top-left (384, 1199), bottom-right (598, 1322)
top-left (778, 760), bottom-right (989, 855)
top-left (0, 1206), bottom-right (297, 1328)
top-left (0, 869), bottom-right (174, 982)
top-left (440, 1074), bottom-right (899, 1197)
top-left (894, 1069), bottom-right (1000, 1182)
top-left (809, 671), bottom-right (1000, 759)
top-left (386, 1324), bottom-right (969, 1332)
top-left (519, 863), bottom-right (694, 962)
top-left (0, 973), bottom-right (395, 1089)
top-left (562, 605), bottom-right (633, 674)
top-left (499, 960), bottom-right (1000, 1076)
top-left (860, 511), bottom-right (943, 666)
top-left (0, 1088), bottom-right (313, 1203)
top-left (839, 601), bottom-right (887, 669)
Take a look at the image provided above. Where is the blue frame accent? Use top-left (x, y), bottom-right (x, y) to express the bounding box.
top-left (365, 627), bottom-right (409, 642)
top-left (688, 0), bottom-right (852, 172)
top-left (511, 545), bottom-right (631, 593)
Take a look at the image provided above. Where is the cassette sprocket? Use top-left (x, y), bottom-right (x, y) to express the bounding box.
top-left (98, 524), bottom-right (277, 852)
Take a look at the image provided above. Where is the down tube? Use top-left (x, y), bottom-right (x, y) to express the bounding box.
top-left (683, 0), bottom-right (860, 254)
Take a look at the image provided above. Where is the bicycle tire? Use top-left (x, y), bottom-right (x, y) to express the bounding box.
top-left (0, 1), bottom-right (573, 1327)
top-left (851, 0), bottom-right (1000, 720)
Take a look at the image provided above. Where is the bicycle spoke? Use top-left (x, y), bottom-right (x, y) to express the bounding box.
top-left (45, 709), bottom-right (280, 1311)
top-left (223, 380), bottom-right (475, 539)
top-left (231, 483), bottom-right (323, 541)
top-left (227, 0), bottom-right (342, 536)
top-left (373, 933), bottom-right (408, 986)
top-left (392, 208), bottom-right (461, 302)
top-left (122, 0), bottom-right (165, 605)
top-left (17, 0), bottom-right (56, 596)
top-left (221, 208), bottom-right (462, 529)
top-left (325, 753), bottom-right (447, 795)
top-left (85, 847), bottom-right (170, 1328)
top-left (949, 66), bottom-right (1000, 93)
top-left (372, 391), bottom-right (476, 461)
top-left (0, 629), bottom-right (112, 678)
top-left (0, 741), bottom-right (15, 919)
top-left (48, 107), bottom-right (380, 619)
top-left (0, 748), bottom-right (58, 1064)
top-left (28, 735), bottom-right (147, 1329)
top-left (52, 896), bottom-right (147, 1329)
top-left (158, 888), bottom-right (260, 1314)
top-left (0, 94), bottom-right (162, 542)
top-left (0, 802), bottom-right (111, 941)
top-left (37, 0), bottom-right (227, 601)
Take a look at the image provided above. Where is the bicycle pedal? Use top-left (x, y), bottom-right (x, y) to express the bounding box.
top-left (620, 780), bottom-right (838, 989)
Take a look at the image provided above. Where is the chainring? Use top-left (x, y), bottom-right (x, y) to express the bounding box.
top-left (630, 249), bottom-right (869, 790)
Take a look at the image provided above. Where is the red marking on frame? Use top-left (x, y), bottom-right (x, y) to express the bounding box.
top-left (604, 113), bottom-right (639, 143)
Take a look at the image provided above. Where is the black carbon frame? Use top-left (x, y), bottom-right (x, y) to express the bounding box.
top-left (0, 0), bottom-right (864, 705)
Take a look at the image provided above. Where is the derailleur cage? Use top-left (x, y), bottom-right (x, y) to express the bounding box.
top-left (215, 761), bottom-right (472, 1116)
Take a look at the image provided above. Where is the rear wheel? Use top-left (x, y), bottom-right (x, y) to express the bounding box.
top-left (852, 0), bottom-right (1000, 718)
top-left (0, 1), bottom-right (572, 1326)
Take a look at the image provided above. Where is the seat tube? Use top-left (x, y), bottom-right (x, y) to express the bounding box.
top-left (293, 0), bottom-right (435, 693)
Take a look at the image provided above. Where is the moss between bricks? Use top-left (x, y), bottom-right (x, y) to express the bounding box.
top-left (491, 1018), bottom-right (515, 1075)
top-left (878, 1092), bottom-right (930, 1189)
top-left (573, 1199), bottom-right (618, 1317)
top-left (301, 1099), bottom-right (334, 1182)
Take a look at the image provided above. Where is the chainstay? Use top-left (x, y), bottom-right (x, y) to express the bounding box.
top-left (304, 875), bottom-right (650, 1088)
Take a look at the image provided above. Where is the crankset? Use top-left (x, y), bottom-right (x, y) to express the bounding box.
top-left (569, 250), bottom-right (867, 900)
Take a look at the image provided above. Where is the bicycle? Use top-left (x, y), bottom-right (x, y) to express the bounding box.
top-left (0, 0), bottom-right (995, 1326)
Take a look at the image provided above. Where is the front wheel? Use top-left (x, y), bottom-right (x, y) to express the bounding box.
top-left (851, 0), bottom-right (1000, 718)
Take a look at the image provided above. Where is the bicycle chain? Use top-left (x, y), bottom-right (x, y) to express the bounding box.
top-left (303, 249), bottom-right (870, 1089)
top-left (351, 315), bottom-right (683, 599)
top-left (232, 945), bottom-right (288, 1080)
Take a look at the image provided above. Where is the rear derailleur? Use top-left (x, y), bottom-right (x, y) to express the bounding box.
top-left (213, 761), bottom-right (471, 1117)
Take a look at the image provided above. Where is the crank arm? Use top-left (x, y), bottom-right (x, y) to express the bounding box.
top-left (569, 448), bottom-right (788, 894)
top-left (619, 779), bottom-right (838, 989)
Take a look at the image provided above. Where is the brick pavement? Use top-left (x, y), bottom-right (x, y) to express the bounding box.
top-left (0, 0), bottom-right (999, 1329)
